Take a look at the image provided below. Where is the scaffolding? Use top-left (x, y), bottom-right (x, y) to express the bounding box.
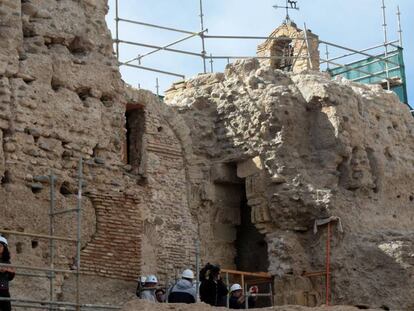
top-left (161, 267), bottom-right (274, 308)
top-left (112, 0), bottom-right (409, 108)
top-left (222, 269), bottom-right (274, 309)
top-left (0, 159), bottom-right (121, 310)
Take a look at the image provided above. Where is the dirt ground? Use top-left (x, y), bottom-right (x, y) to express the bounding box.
top-left (122, 300), bottom-right (384, 311)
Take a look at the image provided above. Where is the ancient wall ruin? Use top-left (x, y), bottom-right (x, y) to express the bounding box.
top-left (165, 60), bottom-right (414, 310)
top-left (0, 0), bottom-right (197, 305)
top-left (1, 0), bottom-right (414, 310)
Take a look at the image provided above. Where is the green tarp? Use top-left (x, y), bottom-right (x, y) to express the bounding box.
top-left (328, 47), bottom-right (409, 107)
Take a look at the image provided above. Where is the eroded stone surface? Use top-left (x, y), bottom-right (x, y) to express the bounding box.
top-left (165, 59), bottom-right (414, 309)
top-left (0, 0), bottom-right (197, 306)
top-left (1, 0), bottom-right (414, 310)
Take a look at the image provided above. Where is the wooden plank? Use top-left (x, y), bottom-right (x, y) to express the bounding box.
top-left (221, 268), bottom-right (272, 279)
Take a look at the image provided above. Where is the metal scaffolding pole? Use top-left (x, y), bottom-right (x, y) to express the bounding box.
top-left (123, 31), bottom-right (206, 65)
top-left (195, 240), bottom-right (200, 301)
top-left (49, 172), bottom-right (56, 310)
top-left (120, 62), bottom-right (185, 79)
top-left (324, 40), bottom-right (399, 63)
top-left (397, 6), bottom-right (403, 47)
top-left (76, 158), bottom-right (83, 311)
top-left (204, 35), bottom-right (305, 41)
top-left (0, 262), bottom-right (76, 274)
top-left (206, 55), bottom-right (308, 60)
top-left (117, 40), bottom-right (203, 58)
top-left (117, 18), bottom-right (197, 35)
top-left (303, 23), bottom-right (314, 70)
top-left (199, 0), bottom-right (207, 73)
top-left (325, 44), bottom-right (330, 70)
top-left (320, 39), bottom-right (400, 68)
top-left (381, 0), bottom-right (391, 90)
top-left (138, 31), bottom-right (204, 62)
top-left (115, 0), bottom-right (119, 60)
top-left (0, 229), bottom-right (77, 243)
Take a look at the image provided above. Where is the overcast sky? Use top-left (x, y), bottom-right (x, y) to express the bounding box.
top-left (106, 0), bottom-right (413, 107)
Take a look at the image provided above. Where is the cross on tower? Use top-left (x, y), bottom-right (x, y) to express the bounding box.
top-left (273, 0), bottom-right (300, 22)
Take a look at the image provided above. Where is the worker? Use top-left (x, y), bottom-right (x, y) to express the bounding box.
top-left (136, 276), bottom-right (146, 297)
top-left (199, 263), bottom-right (228, 306)
top-left (168, 269), bottom-right (196, 303)
top-left (139, 275), bottom-right (158, 302)
top-left (229, 284), bottom-right (257, 309)
top-left (0, 236), bottom-right (15, 311)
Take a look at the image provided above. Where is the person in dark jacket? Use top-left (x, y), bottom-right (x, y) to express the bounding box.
top-left (168, 269), bottom-right (196, 303)
top-left (199, 263), bottom-right (228, 306)
top-left (0, 236), bottom-right (15, 311)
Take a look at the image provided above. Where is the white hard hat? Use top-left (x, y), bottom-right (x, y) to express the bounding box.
top-left (182, 269), bottom-right (194, 279)
top-left (146, 275), bottom-right (158, 283)
top-left (0, 236), bottom-right (7, 246)
top-left (230, 284), bottom-right (242, 293)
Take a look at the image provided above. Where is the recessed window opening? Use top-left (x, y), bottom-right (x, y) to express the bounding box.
top-left (125, 104), bottom-right (145, 174)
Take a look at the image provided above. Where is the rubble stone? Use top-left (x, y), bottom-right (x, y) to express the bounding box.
top-left (1, 0), bottom-right (413, 310)
top-left (164, 58), bottom-right (414, 309)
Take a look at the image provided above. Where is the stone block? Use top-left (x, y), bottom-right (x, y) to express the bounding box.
top-left (211, 162), bottom-right (240, 184)
top-left (201, 182), bottom-right (215, 201)
top-left (237, 156), bottom-right (263, 178)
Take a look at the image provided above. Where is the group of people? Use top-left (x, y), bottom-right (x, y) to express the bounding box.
top-left (0, 236), bottom-right (15, 311)
top-left (138, 269), bottom-right (197, 303)
top-left (137, 263), bottom-right (257, 309)
top-left (0, 236), bottom-right (257, 310)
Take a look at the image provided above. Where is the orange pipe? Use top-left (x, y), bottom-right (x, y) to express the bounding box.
top-left (326, 222), bottom-right (331, 306)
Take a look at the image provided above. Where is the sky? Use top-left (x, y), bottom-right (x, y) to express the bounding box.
top-left (105, 0), bottom-right (413, 107)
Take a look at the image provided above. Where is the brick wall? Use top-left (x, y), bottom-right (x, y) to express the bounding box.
top-left (80, 192), bottom-right (142, 280)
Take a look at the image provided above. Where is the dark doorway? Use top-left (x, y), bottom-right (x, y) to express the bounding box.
top-left (125, 106), bottom-right (145, 174)
top-left (235, 184), bottom-right (269, 272)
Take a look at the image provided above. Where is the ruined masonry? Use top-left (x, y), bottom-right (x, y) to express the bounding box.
top-left (0, 1), bottom-right (413, 310)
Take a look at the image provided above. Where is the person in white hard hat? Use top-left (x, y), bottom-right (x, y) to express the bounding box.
top-left (0, 236), bottom-right (15, 311)
top-left (139, 275), bottom-right (158, 302)
top-left (168, 269), bottom-right (196, 304)
top-left (229, 283), bottom-right (257, 309)
top-left (135, 276), bottom-right (147, 297)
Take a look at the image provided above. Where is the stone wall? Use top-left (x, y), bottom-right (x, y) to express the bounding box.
top-left (164, 59), bottom-right (414, 310)
top-left (0, 0), bottom-right (197, 306)
top-left (1, 0), bottom-right (414, 310)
